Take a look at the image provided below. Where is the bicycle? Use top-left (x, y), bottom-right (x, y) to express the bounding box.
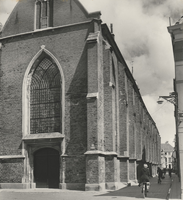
top-left (141, 182), bottom-right (150, 198)
top-left (158, 177), bottom-right (161, 184)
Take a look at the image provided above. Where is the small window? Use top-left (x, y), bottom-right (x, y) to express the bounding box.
top-left (35, 0), bottom-right (53, 29)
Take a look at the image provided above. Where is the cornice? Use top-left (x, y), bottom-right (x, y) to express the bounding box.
top-left (0, 20), bottom-right (92, 42)
top-left (84, 151), bottom-right (118, 156)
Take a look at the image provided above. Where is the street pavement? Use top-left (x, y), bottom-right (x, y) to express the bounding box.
top-left (0, 174), bottom-right (177, 200)
top-left (169, 173), bottom-right (181, 199)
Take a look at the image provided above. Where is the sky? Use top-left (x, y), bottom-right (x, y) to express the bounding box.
top-left (0, 0), bottom-right (183, 146)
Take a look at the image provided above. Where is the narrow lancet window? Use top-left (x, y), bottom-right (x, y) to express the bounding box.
top-left (35, 0), bottom-right (53, 29)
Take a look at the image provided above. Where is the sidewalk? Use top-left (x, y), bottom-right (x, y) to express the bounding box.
top-left (0, 175), bottom-right (173, 200)
top-left (169, 173), bottom-right (181, 199)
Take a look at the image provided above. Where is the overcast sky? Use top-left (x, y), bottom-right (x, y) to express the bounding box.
top-left (1, 0), bottom-right (183, 146)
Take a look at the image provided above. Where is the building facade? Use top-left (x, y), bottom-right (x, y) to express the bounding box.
top-left (161, 141), bottom-right (174, 169)
top-left (168, 16), bottom-right (183, 198)
top-left (0, 0), bottom-right (161, 190)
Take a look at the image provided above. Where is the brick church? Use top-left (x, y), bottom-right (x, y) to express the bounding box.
top-left (0, 0), bottom-right (161, 190)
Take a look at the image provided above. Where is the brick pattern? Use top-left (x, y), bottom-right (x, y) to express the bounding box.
top-left (105, 156), bottom-right (115, 182)
top-left (102, 39), bottom-right (161, 182)
top-left (120, 159), bottom-right (128, 182)
top-left (97, 35), bottom-right (104, 152)
top-left (86, 42), bottom-right (98, 151)
top-left (98, 156), bottom-right (105, 183)
top-left (86, 155), bottom-right (99, 184)
top-left (118, 63), bottom-right (127, 156)
top-left (103, 47), bottom-right (113, 152)
top-left (0, 159), bottom-right (23, 183)
top-left (129, 160), bottom-right (135, 180)
top-left (0, 24), bottom-right (90, 183)
top-left (65, 96), bottom-right (87, 155)
top-left (65, 155), bottom-right (86, 183)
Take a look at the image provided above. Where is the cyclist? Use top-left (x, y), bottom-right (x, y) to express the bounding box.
top-left (138, 164), bottom-right (150, 193)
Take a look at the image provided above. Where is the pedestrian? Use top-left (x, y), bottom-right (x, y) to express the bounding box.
top-left (157, 167), bottom-right (163, 184)
top-left (138, 163), bottom-right (150, 192)
top-left (163, 168), bottom-right (166, 176)
top-left (169, 168), bottom-right (172, 178)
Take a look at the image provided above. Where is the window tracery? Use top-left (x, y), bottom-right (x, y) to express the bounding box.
top-left (30, 57), bottom-right (61, 134)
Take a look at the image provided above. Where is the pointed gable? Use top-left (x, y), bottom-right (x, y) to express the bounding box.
top-left (161, 142), bottom-right (174, 152)
top-left (1, 0), bottom-right (35, 37)
top-left (1, 0), bottom-right (101, 38)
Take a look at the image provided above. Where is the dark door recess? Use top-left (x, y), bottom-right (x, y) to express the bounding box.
top-left (34, 148), bottom-right (59, 188)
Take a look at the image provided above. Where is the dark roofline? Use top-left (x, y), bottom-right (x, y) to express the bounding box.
top-left (101, 23), bottom-right (159, 134)
top-left (0, 20), bottom-right (92, 41)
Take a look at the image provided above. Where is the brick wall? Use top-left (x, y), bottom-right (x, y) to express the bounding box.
top-left (0, 159), bottom-right (23, 183)
top-left (103, 46), bottom-right (113, 152)
top-left (65, 155), bottom-right (86, 183)
top-left (0, 0), bottom-right (162, 188)
top-left (86, 155), bottom-right (98, 184)
top-left (118, 62), bottom-right (127, 156)
top-left (120, 159), bottom-right (128, 182)
top-left (0, 22), bottom-right (91, 183)
top-left (105, 156), bottom-right (115, 182)
top-left (129, 160), bottom-right (135, 180)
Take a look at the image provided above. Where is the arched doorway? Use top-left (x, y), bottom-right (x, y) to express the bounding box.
top-left (34, 148), bottom-right (59, 188)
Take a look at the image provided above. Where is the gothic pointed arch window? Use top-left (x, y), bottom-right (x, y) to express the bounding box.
top-left (30, 55), bottom-right (61, 134)
top-left (35, 0), bottom-right (53, 29)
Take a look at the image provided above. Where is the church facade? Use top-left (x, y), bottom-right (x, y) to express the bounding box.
top-left (0, 0), bottom-right (161, 190)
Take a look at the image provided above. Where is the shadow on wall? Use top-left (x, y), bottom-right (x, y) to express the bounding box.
top-left (65, 45), bottom-right (88, 156)
top-left (64, 45), bottom-right (88, 185)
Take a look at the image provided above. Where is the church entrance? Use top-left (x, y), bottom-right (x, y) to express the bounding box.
top-left (34, 148), bottom-right (59, 188)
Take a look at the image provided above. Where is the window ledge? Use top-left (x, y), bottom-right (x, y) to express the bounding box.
top-left (22, 132), bottom-right (64, 141)
top-left (0, 155), bottom-right (25, 159)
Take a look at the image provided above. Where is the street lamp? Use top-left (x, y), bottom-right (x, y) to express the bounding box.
top-left (157, 92), bottom-right (177, 105)
top-left (157, 92), bottom-right (183, 125)
top-left (157, 91), bottom-right (181, 180)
